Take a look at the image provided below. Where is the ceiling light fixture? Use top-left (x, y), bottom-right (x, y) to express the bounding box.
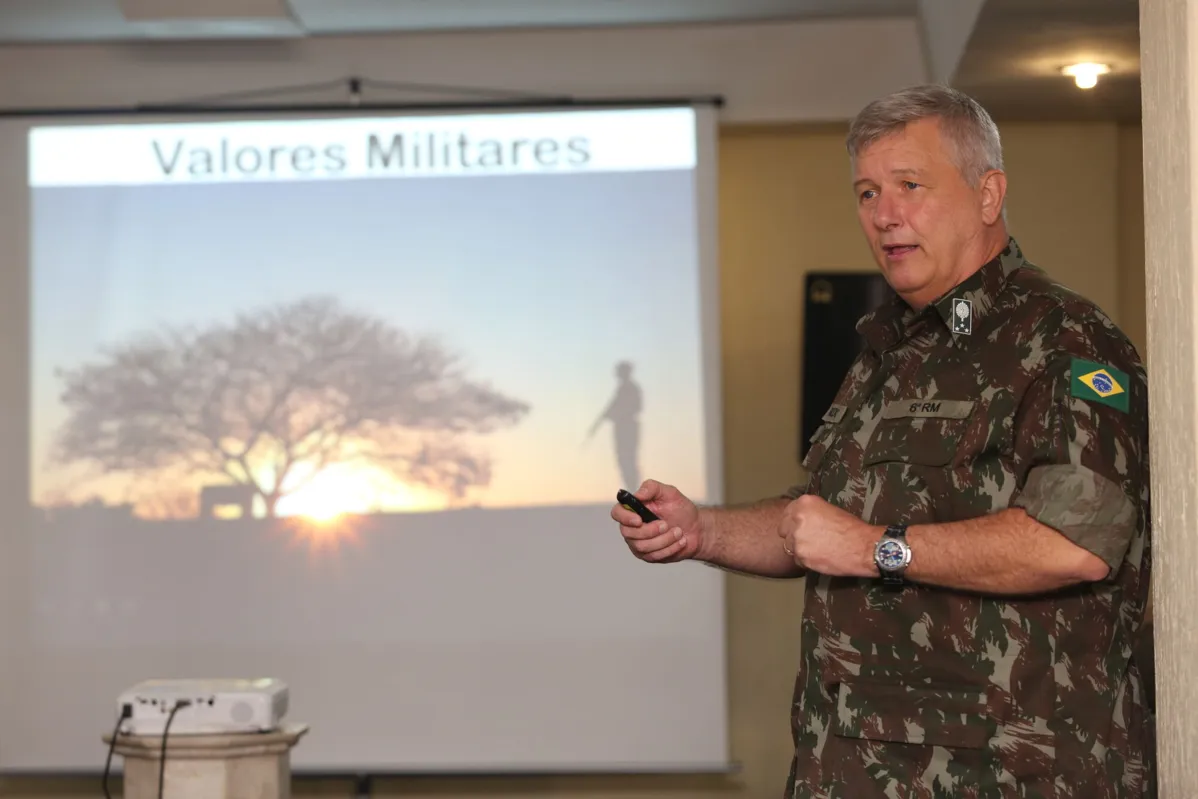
top-left (1061, 62), bottom-right (1111, 90)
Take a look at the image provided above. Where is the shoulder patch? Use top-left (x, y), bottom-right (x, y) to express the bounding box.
top-left (1071, 358), bottom-right (1129, 412)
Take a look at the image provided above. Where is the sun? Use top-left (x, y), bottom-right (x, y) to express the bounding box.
top-left (275, 465), bottom-right (378, 521)
top-left (270, 463), bottom-right (451, 553)
top-left (273, 462), bottom-right (449, 524)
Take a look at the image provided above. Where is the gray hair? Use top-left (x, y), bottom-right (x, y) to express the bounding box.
top-left (846, 84), bottom-right (1004, 185)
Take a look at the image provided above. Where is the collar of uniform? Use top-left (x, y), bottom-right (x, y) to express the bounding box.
top-left (857, 291), bottom-right (916, 354)
top-left (928, 236), bottom-right (1026, 343)
top-left (855, 236), bottom-right (1026, 353)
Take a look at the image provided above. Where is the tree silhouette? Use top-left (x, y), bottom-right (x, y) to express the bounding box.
top-left (49, 296), bottom-right (531, 517)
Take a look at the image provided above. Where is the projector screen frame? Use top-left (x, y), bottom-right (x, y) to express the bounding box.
top-left (1, 98), bottom-right (731, 777)
top-left (0, 94), bottom-right (725, 120)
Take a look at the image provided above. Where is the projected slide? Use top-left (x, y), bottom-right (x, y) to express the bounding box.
top-left (13, 107), bottom-right (727, 772)
top-left (31, 111), bottom-right (709, 526)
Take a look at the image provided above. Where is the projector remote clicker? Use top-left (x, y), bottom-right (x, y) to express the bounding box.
top-left (617, 489), bottom-right (659, 523)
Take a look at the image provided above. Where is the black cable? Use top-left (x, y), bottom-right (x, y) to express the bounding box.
top-left (142, 77), bottom-right (351, 108)
top-left (158, 700), bottom-right (191, 799)
top-left (102, 703), bottom-right (133, 799)
top-left (359, 76), bottom-right (567, 101)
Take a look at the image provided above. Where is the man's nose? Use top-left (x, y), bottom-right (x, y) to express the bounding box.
top-left (872, 194), bottom-right (900, 229)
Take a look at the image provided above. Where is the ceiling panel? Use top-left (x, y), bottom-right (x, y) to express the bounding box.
top-left (0, 0), bottom-right (137, 40)
top-left (0, 0), bottom-right (918, 42)
top-left (291, 0), bottom-right (918, 34)
top-left (0, 0), bottom-right (1144, 122)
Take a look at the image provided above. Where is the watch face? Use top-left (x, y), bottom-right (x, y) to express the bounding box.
top-left (876, 539), bottom-right (908, 571)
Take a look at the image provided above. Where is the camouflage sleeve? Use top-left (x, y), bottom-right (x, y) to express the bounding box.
top-left (1009, 351), bottom-right (1147, 576)
top-left (781, 482), bottom-right (806, 500)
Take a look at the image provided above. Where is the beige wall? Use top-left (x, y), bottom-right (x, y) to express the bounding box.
top-left (0, 120), bottom-right (1147, 799)
top-left (1005, 122), bottom-right (1146, 354)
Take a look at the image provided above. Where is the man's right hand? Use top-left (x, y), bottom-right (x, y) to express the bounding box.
top-left (610, 479), bottom-right (705, 563)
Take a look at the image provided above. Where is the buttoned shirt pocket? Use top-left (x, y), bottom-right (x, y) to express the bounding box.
top-left (863, 398), bottom-right (976, 467)
top-left (823, 678), bottom-right (1000, 797)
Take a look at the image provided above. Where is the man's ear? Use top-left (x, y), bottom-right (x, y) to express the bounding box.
top-left (979, 170), bottom-right (1008, 225)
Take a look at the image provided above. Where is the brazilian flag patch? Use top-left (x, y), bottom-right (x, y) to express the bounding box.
top-left (1071, 358), bottom-right (1129, 412)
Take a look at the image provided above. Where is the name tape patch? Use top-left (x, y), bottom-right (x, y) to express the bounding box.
top-left (882, 399), bottom-right (976, 420)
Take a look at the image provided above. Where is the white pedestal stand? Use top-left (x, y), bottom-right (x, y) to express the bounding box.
top-left (103, 724), bottom-right (309, 799)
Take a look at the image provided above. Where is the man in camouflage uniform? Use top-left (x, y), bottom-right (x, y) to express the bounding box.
top-left (610, 84), bottom-right (1153, 798)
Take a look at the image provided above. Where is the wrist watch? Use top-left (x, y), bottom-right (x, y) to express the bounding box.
top-left (873, 524), bottom-right (911, 588)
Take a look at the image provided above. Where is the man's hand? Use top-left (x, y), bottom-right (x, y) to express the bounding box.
top-left (611, 479), bottom-right (704, 563)
top-left (778, 494), bottom-right (881, 578)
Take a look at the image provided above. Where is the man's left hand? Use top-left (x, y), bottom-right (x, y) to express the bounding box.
top-left (778, 494), bottom-right (882, 578)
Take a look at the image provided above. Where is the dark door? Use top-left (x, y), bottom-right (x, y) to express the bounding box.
top-left (799, 272), bottom-right (894, 461)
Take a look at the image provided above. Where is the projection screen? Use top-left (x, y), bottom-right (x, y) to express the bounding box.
top-left (0, 104), bottom-right (728, 773)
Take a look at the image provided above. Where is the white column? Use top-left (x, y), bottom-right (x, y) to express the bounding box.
top-left (1141, 0), bottom-right (1198, 796)
top-left (105, 725), bottom-right (308, 799)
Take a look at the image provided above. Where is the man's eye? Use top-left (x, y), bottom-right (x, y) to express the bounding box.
top-left (904, 181), bottom-right (919, 190)
top-left (860, 189), bottom-right (877, 201)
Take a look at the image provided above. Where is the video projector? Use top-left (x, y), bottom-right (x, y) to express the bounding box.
top-left (116, 678), bottom-right (289, 736)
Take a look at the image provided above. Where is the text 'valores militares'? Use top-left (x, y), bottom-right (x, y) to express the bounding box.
top-left (149, 131), bottom-right (595, 178)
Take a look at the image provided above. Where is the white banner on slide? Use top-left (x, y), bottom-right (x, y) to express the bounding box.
top-left (28, 107), bottom-right (698, 187)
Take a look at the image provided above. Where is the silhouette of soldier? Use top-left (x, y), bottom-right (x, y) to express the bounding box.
top-left (587, 361), bottom-right (642, 488)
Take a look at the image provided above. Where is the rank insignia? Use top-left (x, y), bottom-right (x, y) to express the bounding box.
top-left (952, 298), bottom-right (972, 335)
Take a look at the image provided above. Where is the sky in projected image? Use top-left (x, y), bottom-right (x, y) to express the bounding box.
top-left (30, 171), bottom-right (709, 522)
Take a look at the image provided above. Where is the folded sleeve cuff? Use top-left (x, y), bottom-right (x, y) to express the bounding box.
top-left (1010, 463), bottom-right (1137, 575)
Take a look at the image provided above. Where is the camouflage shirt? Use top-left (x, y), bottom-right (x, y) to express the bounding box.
top-left (783, 238), bottom-right (1153, 798)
